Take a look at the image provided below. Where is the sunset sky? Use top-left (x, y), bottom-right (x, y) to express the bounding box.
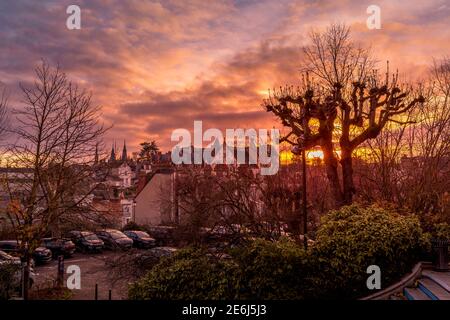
top-left (0, 0), bottom-right (449, 153)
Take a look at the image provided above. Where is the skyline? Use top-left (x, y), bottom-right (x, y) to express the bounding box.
top-left (0, 0), bottom-right (449, 152)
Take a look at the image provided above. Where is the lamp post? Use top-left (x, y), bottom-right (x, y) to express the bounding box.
top-left (301, 148), bottom-right (307, 250)
top-left (292, 144), bottom-right (308, 250)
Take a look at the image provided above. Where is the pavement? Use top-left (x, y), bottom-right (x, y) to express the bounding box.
top-left (33, 251), bottom-right (130, 300)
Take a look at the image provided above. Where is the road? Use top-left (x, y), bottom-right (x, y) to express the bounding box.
top-left (34, 251), bottom-right (129, 300)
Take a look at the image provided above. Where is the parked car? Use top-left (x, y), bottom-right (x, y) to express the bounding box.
top-left (123, 230), bottom-right (156, 249)
top-left (0, 250), bottom-right (35, 289)
top-left (0, 240), bottom-right (52, 265)
top-left (148, 246), bottom-right (178, 258)
top-left (41, 237), bottom-right (76, 258)
top-left (0, 249), bottom-right (35, 269)
top-left (0, 250), bottom-right (21, 266)
top-left (96, 229), bottom-right (133, 250)
top-left (67, 231), bottom-right (104, 253)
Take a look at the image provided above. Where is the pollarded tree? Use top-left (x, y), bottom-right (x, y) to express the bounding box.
top-left (263, 24), bottom-right (425, 206)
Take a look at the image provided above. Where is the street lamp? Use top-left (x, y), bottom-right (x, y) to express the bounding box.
top-left (132, 201), bottom-right (137, 223)
top-left (292, 144), bottom-right (308, 250)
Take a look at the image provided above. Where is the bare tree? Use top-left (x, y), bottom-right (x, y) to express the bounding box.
top-left (403, 57), bottom-right (450, 224)
top-left (263, 24), bottom-right (424, 206)
top-left (355, 115), bottom-right (413, 204)
top-left (351, 57), bottom-right (450, 227)
top-left (2, 61), bottom-right (107, 299)
top-left (168, 164), bottom-right (305, 246)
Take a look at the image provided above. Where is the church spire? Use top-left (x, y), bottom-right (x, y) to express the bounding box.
top-left (109, 142), bottom-right (116, 162)
top-left (121, 140), bottom-right (127, 162)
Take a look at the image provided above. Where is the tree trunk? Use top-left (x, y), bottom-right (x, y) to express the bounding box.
top-left (340, 150), bottom-right (355, 205)
top-left (323, 143), bottom-right (344, 207)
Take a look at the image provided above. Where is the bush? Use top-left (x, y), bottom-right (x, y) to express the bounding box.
top-left (129, 239), bottom-right (315, 300)
top-left (311, 204), bottom-right (429, 298)
top-left (128, 248), bottom-right (240, 300)
top-left (431, 222), bottom-right (450, 240)
top-left (230, 238), bottom-right (315, 299)
top-left (122, 221), bottom-right (145, 232)
top-left (129, 204), bottom-right (429, 300)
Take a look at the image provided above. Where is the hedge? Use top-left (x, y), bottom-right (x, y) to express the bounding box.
top-left (129, 204), bottom-right (429, 300)
top-left (311, 204), bottom-right (429, 298)
top-left (128, 248), bottom-right (240, 299)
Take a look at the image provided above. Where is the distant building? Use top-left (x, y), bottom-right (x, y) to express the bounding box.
top-left (133, 166), bottom-right (177, 225)
top-left (116, 162), bottom-right (133, 188)
top-left (121, 198), bottom-right (134, 226)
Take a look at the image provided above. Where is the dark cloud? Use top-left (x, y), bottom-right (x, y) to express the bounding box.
top-left (0, 0), bottom-right (448, 151)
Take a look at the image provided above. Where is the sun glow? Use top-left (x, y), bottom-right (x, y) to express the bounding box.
top-left (280, 150), bottom-right (294, 164)
top-left (280, 148), bottom-right (372, 165)
top-left (307, 150), bottom-right (324, 160)
top-left (279, 149), bottom-right (326, 165)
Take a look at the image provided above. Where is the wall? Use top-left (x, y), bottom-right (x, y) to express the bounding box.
top-left (134, 172), bottom-right (174, 225)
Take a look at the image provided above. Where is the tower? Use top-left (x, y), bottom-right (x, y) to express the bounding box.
top-left (121, 140), bottom-right (127, 162)
top-left (109, 143), bottom-right (116, 163)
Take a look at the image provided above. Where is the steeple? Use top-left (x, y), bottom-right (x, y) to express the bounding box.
top-left (109, 143), bottom-right (116, 162)
top-left (121, 140), bottom-right (127, 162)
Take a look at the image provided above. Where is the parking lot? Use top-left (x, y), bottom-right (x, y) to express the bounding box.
top-left (34, 251), bottom-right (130, 300)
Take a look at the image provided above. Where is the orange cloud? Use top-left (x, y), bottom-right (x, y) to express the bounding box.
top-left (0, 0), bottom-right (448, 152)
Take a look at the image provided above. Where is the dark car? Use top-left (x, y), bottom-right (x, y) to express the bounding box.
top-left (0, 240), bottom-right (52, 265)
top-left (96, 229), bottom-right (133, 250)
top-left (123, 230), bottom-right (156, 249)
top-left (41, 238), bottom-right (76, 258)
top-left (67, 231), bottom-right (104, 253)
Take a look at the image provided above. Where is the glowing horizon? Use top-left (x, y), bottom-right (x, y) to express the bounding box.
top-left (0, 0), bottom-right (448, 153)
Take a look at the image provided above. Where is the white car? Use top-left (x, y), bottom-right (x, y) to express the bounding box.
top-left (0, 250), bottom-right (36, 288)
top-left (0, 249), bottom-right (21, 266)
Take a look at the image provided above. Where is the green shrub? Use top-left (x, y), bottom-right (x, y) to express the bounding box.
top-left (312, 204), bottom-right (429, 298)
top-left (128, 248), bottom-right (240, 300)
top-left (431, 222), bottom-right (450, 240)
top-left (128, 239), bottom-right (315, 300)
top-left (230, 238), bottom-right (315, 299)
top-left (129, 204), bottom-right (429, 300)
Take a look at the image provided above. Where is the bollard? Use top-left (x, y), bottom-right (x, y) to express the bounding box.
top-left (109, 289), bottom-right (112, 300)
top-left (57, 255), bottom-right (64, 287)
top-left (94, 283), bottom-right (98, 300)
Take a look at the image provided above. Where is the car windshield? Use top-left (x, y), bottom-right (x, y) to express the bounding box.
top-left (133, 231), bottom-right (150, 238)
top-left (81, 232), bottom-right (99, 241)
top-left (109, 231), bottom-right (126, 239)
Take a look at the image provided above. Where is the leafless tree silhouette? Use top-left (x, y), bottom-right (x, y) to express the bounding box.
top-left (2, 61), bottom-right (108, 299)
top-left (263, 24), bottom-right (425, 206)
